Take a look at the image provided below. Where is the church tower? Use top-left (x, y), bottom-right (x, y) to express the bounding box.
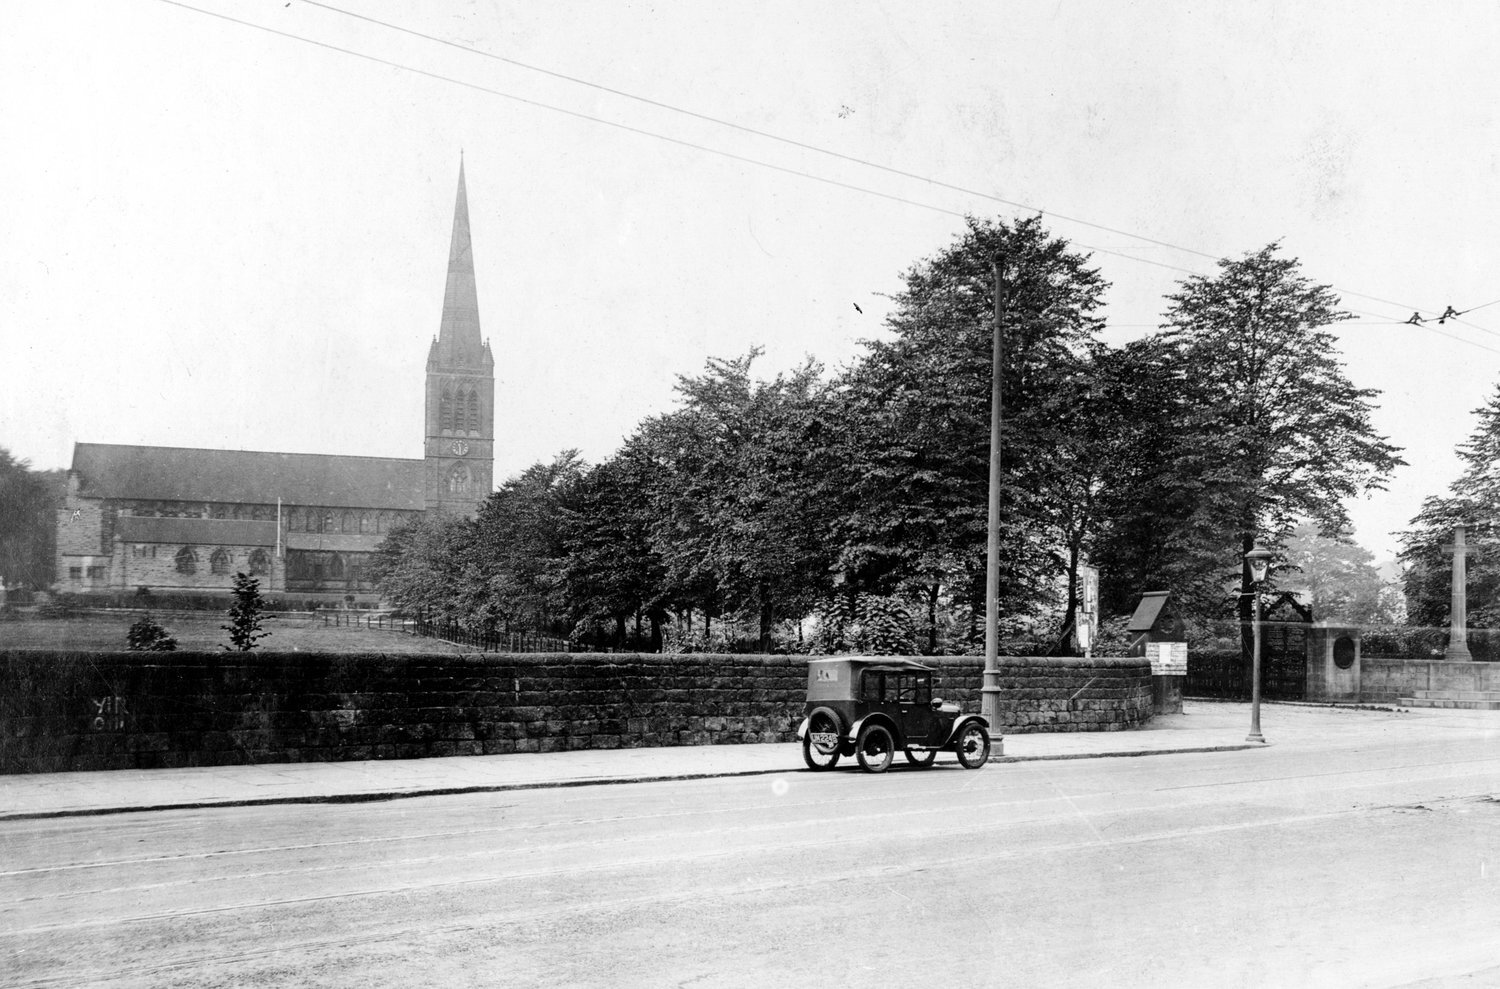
top-left (424, 160), bottom-right (495, 516)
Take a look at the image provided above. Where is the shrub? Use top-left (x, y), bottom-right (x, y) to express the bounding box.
top-left (812, 594), bottom-right (917, 656)
top-left (126, 613), bottom-right (178, 652)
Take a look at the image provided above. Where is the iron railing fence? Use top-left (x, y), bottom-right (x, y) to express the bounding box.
top-left (320, 612), bottom-right (413, 632)
top-left (323, 610), bottom-right (572, 652)
top-left (412, 617), bottom-right (571, 653)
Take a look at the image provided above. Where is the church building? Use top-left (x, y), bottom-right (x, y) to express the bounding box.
top-left (54, 163), bottom-right (495, 604)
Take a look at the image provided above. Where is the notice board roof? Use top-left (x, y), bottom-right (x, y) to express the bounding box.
top-left (1128, 591), bottom-right (1174, 633)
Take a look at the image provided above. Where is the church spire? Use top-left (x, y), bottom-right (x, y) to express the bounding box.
top-left (424, 156), bottom-right (495, 518)
top-left (436, 158), bottom-right (483, 357)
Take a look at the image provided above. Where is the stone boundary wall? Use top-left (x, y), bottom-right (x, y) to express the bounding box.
top-left (1358, 658), bottom-right (1500, 704)
top-left (0, 651), bottom-right (1154, 774)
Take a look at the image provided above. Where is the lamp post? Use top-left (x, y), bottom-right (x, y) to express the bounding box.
top-left (1244, 544), bottom-right (1273, 744)
top-left (981, 257), bottom-right (1009, 748)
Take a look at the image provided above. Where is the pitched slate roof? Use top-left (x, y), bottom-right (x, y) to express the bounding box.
top-left (72, 443), bottom-right (425, 511)
top-left (115, 516), bottom-right (277, 546)
top-left (1127, 591), bottom-right (1173, 633)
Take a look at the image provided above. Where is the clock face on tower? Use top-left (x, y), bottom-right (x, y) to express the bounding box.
top-left (450, 440), bottom-right (469, 456)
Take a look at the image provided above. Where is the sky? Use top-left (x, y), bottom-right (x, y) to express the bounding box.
top-left (5, 1), bottom-right (1500, 566)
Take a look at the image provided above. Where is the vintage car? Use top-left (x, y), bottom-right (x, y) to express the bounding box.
top-left (796, 657), bottom-right (991, 773)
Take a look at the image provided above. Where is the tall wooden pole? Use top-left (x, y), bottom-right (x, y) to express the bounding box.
top-left (981, 257), bottom-right (1008, 748)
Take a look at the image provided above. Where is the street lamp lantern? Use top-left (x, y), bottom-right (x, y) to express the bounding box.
top-left (1245, 545), bottom-right (1273, 584)
top-left (1243, 543), bottom-right (1274, 744)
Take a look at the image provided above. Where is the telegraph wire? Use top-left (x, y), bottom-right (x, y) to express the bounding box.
top-left (1408, 323), bottom-right (1500, 355)
top-left (301, 0), bottom-right (1227, 267)
top-left (301, 0), bottom-right (1500, 346)
top-left (159, 1), bottom-right (1500, 356)
top-left (150, 7), bottom-right (964, 215)
top-left (152, 0), bottom-right (1207, 280)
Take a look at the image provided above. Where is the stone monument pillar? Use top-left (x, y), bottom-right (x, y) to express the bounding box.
top-left (1442, 524), bottom-right (1475, 662)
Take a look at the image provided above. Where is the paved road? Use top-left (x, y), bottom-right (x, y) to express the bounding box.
top-left (4, 725), bottom-right (1500, 987)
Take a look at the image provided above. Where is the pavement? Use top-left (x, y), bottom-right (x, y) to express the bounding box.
top-left (4, 700), bottom-right (1498, 822)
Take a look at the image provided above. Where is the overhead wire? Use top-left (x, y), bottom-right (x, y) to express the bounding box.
top-left (301, 0), bottom-right (1228, 267)
top-left (154, 0), bottom-right (1208, 280)
top-left (160, 0), bottom-right (1500, 355)
top-left (299, 0), bottom-right (1500, 346)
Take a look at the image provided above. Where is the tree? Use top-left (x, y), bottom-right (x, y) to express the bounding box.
top-left (643, 352), bottom-right (839, 651)
top-left (0, 448), bottom-right (61, 591)
top-left (560, 450), bottom-right (669, 649)
top-left (1399, 384), bottom-right (1500, 627)
top-left (1157, 244), bottom-right (1403, 640)
top-left (1281, 524), bottom-right (1392, 623)
top-left (468, 451), bottom-right (586, 637)
top-left (368, 511), bottom-right (476, 622)
top-left (221, 572), bottom-right (273, 651)
top-left (832, 215), bottom-right (1109, 650)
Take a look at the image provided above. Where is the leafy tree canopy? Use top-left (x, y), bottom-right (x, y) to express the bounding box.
top-left (1400, 384), bottom-right (1500, 627)
top-left (832, 215), bottom-right (1109, 648)
top-left (0, 448), bottom-right (62, 590)
top-left (1281, 524), bottom-right (1398, 624)
top-left (1156, 243), bottom-right (1403, 617)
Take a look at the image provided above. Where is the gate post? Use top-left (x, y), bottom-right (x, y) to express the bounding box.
top-left (1305, 623), bottom-right (1361, 702)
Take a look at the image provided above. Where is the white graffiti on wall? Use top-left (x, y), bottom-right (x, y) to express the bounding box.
top-left (91, 696), bottom-right (130, 731)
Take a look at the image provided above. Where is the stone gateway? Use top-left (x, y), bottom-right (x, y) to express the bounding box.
top-left (53, 163), bottom-right (494, 605)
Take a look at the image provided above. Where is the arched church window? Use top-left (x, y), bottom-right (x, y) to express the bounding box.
top-left (359, 512), bottom-right (371, 534)
top-left (289, 508), bottom-right (303, 531)
top-left (328, 554), bottom-right (345, 580)
top-left (447, 463), bottom-right (470, 495)
top-left (210, 549), bottom-right (230, 575)
top-left (342, 511), bottom-right (355, 533)
top-left (175, 547), bottom-right (197, 574)
top-left (323, 511), bottom-right (335, 533)
top-left (441, 385), bottom-right (455, 433)
top-left (466, 388), bottom-right (479, 432)
top-left (249, 549), bottom-right (270, 575)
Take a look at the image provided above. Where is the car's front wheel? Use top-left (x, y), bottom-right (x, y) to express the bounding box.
top-left (955, 722), bottom-right (991, 769)
top-left (801, 711), bottom-right (842, 771)
top-left (856, 723), bottom-right (895, 773)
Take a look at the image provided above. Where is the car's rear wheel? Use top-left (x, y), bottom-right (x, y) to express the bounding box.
top-left (955, 722), bottom-right (991, 769)
top-left (904, 747), bottom-right (937, 768)
top-left (801, 710), bottom-right (842, 771)
top-left (856, 724), bottom-right (895, 773)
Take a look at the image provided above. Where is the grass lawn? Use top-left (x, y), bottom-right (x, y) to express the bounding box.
top-left (0, 614), bottom-right (467, 653)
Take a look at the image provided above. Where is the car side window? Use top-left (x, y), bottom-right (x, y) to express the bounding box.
top-left (913, 675), bottom-right (932, 706)
top-left (861, 671), bottom-right (884, 703)
top-left (894, 675), bottom-right (916, 704)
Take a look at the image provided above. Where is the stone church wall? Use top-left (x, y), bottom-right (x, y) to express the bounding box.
top-left (54, 498), bottom-right (108, 594)
top-left (1, 651), bottom-right (1154, 773)
top-left (106, 543), bottom-right (280, 593)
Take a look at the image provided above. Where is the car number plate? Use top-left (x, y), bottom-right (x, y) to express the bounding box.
top-left (811, 732), bottom-right (839, 750)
